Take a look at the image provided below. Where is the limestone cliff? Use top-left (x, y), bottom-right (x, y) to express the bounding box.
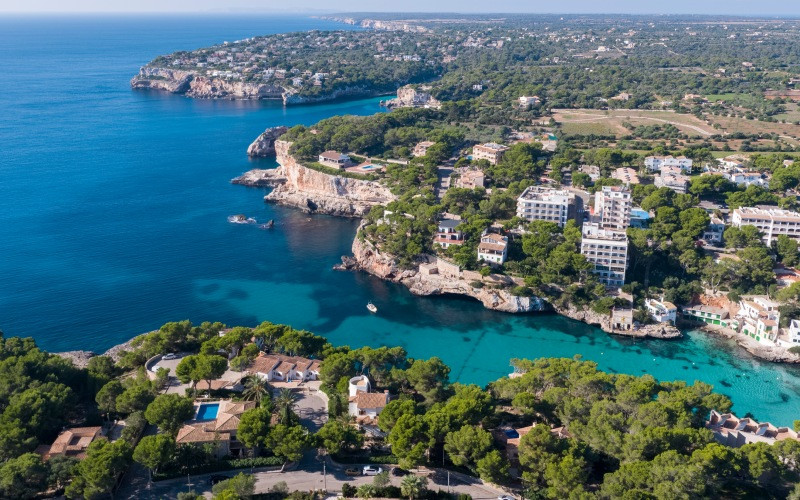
top-left (232, 140), bottom-right (394, 217)
top-left (247, 126), bottom-right (289, 157)
top-left (131, 67), bottom-right (283, 100)
top-left (342, 234), bottom-right (548, 314)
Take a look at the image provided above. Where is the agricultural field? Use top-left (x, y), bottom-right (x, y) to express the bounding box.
top-left (552, 108), bottom-right (718, 137)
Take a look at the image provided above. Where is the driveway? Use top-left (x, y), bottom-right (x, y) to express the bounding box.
top-left (274, 383), bottom-right (328, 431)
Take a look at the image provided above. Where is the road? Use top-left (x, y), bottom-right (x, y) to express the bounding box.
top-left (130, 455), bottom-right (510, 499)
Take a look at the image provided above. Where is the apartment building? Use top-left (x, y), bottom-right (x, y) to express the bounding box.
top-left (472, 143), bottom-right (509, 165)
top-left (644, 155), bottom-right (693, 173)
top-left (516, 186), bottom-right (577, 228)
top-left (731, 206), bottom-right (800, 246)
top-left (654, 166), bottom-right (690, 194)
top-left (580, 222), bottom-right (628, 287)
top-left (611, 167), bottom-right (640, 186)
top-left (593, 186), bottom-right (632, 230)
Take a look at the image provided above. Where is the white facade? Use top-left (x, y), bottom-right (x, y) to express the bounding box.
top-left (580, 223), bottom-right (628, 287)
top-left (703, 216), bottom-right (725, 245)
top-left (472, 143), bottom-right (509, 165)
top-left (731, 206), bottom-right (800, 246)
top-left (645, 298), bottom-right (677, 323)
top-left (594, 186), bottom-right (632, 230)
top-left (737, 296), bottom-right (781, 345)
top-left (477, 233), bottom-right (509, 265)
top-left (788, 320), bottom-right (800, 344)
top-left (516, 186), bottom-right (576, 228)
top-left (724, 171), bottom-right (769, 188)
top-left (644, 155), bottom-right (693, 173)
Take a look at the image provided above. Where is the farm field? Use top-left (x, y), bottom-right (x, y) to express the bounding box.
top-left (552, 108), bottom-right (718, 137)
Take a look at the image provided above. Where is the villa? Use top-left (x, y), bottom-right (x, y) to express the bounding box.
top-left (434, 217), bottom-right (465, 248)
top-left (737, 296), bottom-right (780, 344)
top-left (347, 375), bottom-right (390, 421)
top-left (318, 150), bottom-right (352, 168)
top-left (247, 353), bottom-right (321, 382)
top-left (455, 168), bottom-right (486, 189)
top-left (682, 304), bottom-right (734, 328)
top-left (644, 155), bottom-right (693, 173)
top-left (412, 141), bottom-right (435, 157)
top-left (472, 143), bottom-right (509, 165)
top-left (477, 232), bottom-right (509, 265)
top-left (645, 298), bottom-right (677, 323)
top-left (175, 400), bottom-right (256, 458)
top-left (41, 426), bottom-right (104, 460)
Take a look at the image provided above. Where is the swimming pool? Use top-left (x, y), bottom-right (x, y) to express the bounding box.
top-left (196, 403), bottom-right (220, 421)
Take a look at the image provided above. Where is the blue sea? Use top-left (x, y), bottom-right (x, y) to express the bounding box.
top-left (1, 15), bottom-right (800, 425)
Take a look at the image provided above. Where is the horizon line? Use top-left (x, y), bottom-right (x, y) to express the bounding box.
top-left (1, 11), bottom-right (800, 18)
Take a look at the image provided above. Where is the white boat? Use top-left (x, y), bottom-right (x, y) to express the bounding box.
top-left (366, 302), bottom-right (378, 313)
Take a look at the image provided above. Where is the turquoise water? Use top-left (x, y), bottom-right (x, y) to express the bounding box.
top-left (196, 403), bottom-right (220, 421)
top-left (1, 15), bottom-right (800, 426)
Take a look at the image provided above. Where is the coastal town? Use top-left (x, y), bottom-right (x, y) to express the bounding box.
top-left (10, 9), bottom-right (800, 500)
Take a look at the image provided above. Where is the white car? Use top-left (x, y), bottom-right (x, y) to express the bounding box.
top-left (362, 466), bottom-right (383, 476)
top-left (498, 496), bottom-right (515, 500)
top-left (162, 353), bottom-right (177, 360)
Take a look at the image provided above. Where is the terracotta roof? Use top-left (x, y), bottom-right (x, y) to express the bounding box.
top-left (46, 427), bottom-right (103, 459)
top-left (195, 380), bottom-right (233, 391)
top-left (277, 361), bottom-right (295, 374)
top-left (248, 354), bottom-right (281, 374)
top-left (247, 353), bottom-right (321, 376)
top-left (176, 423), bottom-right (230, 444)
top-left (214, 401), bottom-right (255, 432)
top-left (353, 391), bottom-right (388, 409)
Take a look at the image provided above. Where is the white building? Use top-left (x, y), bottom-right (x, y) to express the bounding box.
top-left (516, 186), bottom-right (577, 228)
top-left (724, 171), bottom-right (769, 188)
top-left (737, 296), bottom-right (781, 344)
top-left (645, 298), bottom-right (677, 323)
top-left (702, 216), bottom-right (725, 245)
top-left (477, 233), bottom-right (509, 265)
top-left (518, 95), bottom-right (541, 108)
top-left (318, 151), bottom-right (352, 168)
top-left (654, 166), bottom-right (690, 194)
top-left (412, 141), bottom-right (435, 157)
top-left (472, 143), bottom-right (509, 165)
top-left (594, 186), bottom-right (632, 230)
top-left (581, 223), bottom-right (628, 287)
top-left (347, 375), bottom-right (389, 419)
top-left (787, 319), bottom-right (800, 344)
top-left (644, 155), bottom-right (693, 173)
top-left (731, 206), bottom-right (800, 246)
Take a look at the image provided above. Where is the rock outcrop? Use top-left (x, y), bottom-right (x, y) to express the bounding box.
top-left (342, 234), bottom-right (548, 314)
top-left (53, 350), bottom-right (97, 369)
top-left (247, 126), bottom-right (289, 157)
top-left (554, 303), bottom-right (682, 339)
top-left (232, 140), bottom-right (394, 217)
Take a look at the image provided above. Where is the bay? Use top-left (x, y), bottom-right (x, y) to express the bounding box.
top-left (0, 14), bottom-right (799, 425)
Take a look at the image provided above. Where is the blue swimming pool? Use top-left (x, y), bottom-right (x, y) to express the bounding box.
top-left (196, 403), bottom-right (220, 421)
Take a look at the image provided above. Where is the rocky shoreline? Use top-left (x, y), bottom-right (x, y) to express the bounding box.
top-left (53, 333), bottom-right (148, 368)
top-left (684, 321), bottom-right (800, 364)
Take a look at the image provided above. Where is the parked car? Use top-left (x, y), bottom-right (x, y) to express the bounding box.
top-left (344, 467), bottom-right (360, 476)
top-left (362, 465), bottom-right (383, 476)
top-left (391, 467), bottom-right (410, 477)
top-left (210, 474), bottom-right (231, 485)
top-left (162, 353), bottom-right (177, 360)
top-left (497, 496), bottom-right (515, 500)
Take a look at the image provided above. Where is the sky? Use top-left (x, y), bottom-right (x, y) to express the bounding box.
top-left (1, 0), bottom-right (799, 16)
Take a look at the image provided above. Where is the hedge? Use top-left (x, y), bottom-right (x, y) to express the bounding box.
top-left (332, 453), bottom-right (399, 465)
top-left (154, 456), bottom-right (284, 481)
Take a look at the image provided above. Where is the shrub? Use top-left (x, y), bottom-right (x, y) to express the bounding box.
top-left (342, 484), bottom-right (357, 498)
top-left (789, 346), bottom-right (800, 355)
top-left (510, 286), bottom-right (533, 297)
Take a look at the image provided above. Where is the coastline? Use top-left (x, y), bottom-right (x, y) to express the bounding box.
top-left (684, 320), bottom-right (800, 364)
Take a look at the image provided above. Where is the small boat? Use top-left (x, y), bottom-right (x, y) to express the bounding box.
top-left (366, 302), bottom-right (378, 313)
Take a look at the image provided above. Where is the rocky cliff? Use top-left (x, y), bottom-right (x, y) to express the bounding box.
top-left (342, 234), bottom-right (548, 314)
top-left (247, 126), bottom-right (289, 157)
top-left (232, 140), bottom-right (394, 217)
top-left (131, 67), bottom-right (283, 100)
top-left (555, 304), bottom-right (682, 339)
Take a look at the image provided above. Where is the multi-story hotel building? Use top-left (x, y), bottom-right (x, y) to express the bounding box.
top-left (593, 186), bottom-right (632, 230)
top-left (731, 206), bottom-right (800, 246)
top-left (580, 223), bottom-right (629, 287)
top-left (471, 143), bottom-right (509, 165)
top-left (516, 186), bottom-right (577, 228)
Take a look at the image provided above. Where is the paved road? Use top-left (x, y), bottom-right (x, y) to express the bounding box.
top-left (129, 456), bottom-right (510, 499)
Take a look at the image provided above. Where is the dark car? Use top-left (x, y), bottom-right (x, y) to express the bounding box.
top-left (344, 467), bottom-right (361, 476)
top-left (210, 474), bottom-right (231, 485)
top-left (392, 467), bottom-right (410, 477)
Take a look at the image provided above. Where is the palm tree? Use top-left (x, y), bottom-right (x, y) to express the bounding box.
top-left (400, 475), bottom-right (428, 499)
top-left (241, 375), bottom-right (270, 404)
top-left (274, 388), bottom-right (298, 425)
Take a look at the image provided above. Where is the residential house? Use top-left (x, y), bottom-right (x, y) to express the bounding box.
top-left (175, 400), bottom-right (256, 458)
top-left (731, 206), bottom-right (800, 246)
top-left (645, 298), bottom-right (677, 323)
top-left (787, 319), bottom-right (800, 344)
top-left (477, 232), bottom-right (509, 265)
top-left (579, 164), bottom-right (601, 182)
top-left (702, 216), bottom-right (725, 245)
top-left (707, 410), bottom-right (799, 447)
top-left (455, 168), bottom-right (486, 189)
top-left (737, 296), bottom-right (780, 344)
top-left (644, 155), bottom-right (693, 173)
top-left (412, 141), bottom-right (435, 157)
top-left (682, 305), bottom-right (733, 328)
top-left (43, 427), bottom-right (104, 460)
top-left (347, 375), bottom-right (390, 420)
top-left (724, 170), bottom-right (769, 188)
top-left (518, 95), bottom-right (541, 108)
top-left (516, 186), bottom-right (578, 228)
top-left (472, 143), bottom-right (509, 165)
top-left (247, 353), bottom-right (321, 382)
top-left (318, 151), bottom-right (352, 169)
top-left (434, 218), bottom-right (465, 248)
top-left (654, 166), bottom-right (690, 194)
